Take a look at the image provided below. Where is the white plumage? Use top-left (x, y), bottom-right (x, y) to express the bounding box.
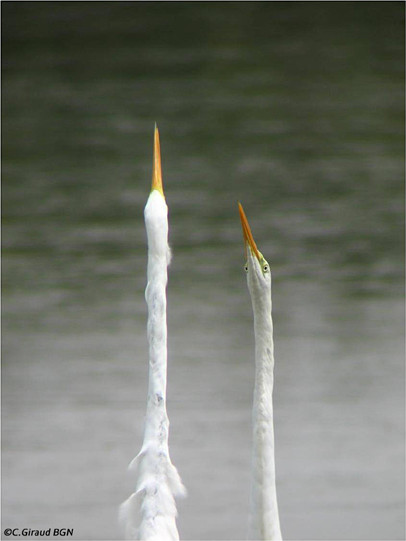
top-left (121, 127), bottom-right (282, 541)
top-left (239, 203), bottom-right (282, 541)
top-left (120, 128), bottom-right (185, 541)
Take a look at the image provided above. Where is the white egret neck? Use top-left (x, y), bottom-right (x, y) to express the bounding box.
top-left (247, 255), bottom-right (282, 541)
top-left (120, 190), bottom-right (185, 541)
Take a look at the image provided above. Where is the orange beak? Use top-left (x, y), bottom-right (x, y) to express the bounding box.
top-left (151, 124), bottom-right (164, 196)
top-left (238, 202), bottom-right (261, 261)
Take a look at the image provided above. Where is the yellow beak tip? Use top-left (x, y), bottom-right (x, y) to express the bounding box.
top-left (238, 202), bottom-right (260, 261)
top-left (151, 124), bottom-right (164, 196)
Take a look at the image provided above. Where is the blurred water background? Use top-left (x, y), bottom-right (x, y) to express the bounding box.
top-left (2, 3), bottom-right (405, 540)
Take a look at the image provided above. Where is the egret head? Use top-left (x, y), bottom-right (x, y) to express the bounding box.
top-left (238, 203), bottom-right (272, 302)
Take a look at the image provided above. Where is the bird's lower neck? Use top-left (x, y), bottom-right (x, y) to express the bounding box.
top-left (144, 262), bottom-right (169, 437)
top-left (250, 303), bottom-right (282, 540)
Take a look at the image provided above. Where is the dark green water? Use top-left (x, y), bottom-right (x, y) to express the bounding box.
top-left (2, 3), bottom-right (404, 540)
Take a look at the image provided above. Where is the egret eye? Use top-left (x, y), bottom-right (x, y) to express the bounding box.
top-left (244, 264), bottom-right (248, 273)
top-left (263, 264), bottom-right (269, 273)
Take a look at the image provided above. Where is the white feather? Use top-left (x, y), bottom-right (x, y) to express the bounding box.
top-left (120, 190), bottom-right (185, 540)
top-left (246, 249), bottom-right (282, 541)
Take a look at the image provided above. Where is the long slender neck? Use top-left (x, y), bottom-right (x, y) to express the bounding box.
top-left (249, 294), bottom-right (282, 541)
top-left (143, 192), bottom-right (171, 454)
top-left (120, 191), bottom-right (184, 541)
top-left (143, 249), bottom-right (169, 445)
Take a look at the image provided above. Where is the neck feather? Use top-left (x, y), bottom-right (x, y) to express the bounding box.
top-left (249, 293), bottom-right (282, 541)
top-left (120, 192), bottom-right (184, 541)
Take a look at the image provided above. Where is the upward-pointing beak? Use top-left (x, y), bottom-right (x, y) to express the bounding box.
top-left (238, 202), bottom-right (261, 261)
top-left (151, 124), bottom-right (164, 196)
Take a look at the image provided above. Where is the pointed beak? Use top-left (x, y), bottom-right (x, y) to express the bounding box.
top-left (151, 124), bottom-right (164, 196)
top-left (238, 202), bottom-right (261, 261)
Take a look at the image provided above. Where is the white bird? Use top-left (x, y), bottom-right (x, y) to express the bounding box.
top-left (120, 126), bottom-right (186, 541)
top-left (120, 126), bottom-right (280, 541)
top-left (238, 203), bottom-right (283, 541)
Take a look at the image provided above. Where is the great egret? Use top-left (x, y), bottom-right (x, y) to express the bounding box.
top-left (120, 126), bottom-right (281, 541)
top-left (120, 126), bottom-right (186, 541)
top-left (238, 203), bottom-right (283, 541)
